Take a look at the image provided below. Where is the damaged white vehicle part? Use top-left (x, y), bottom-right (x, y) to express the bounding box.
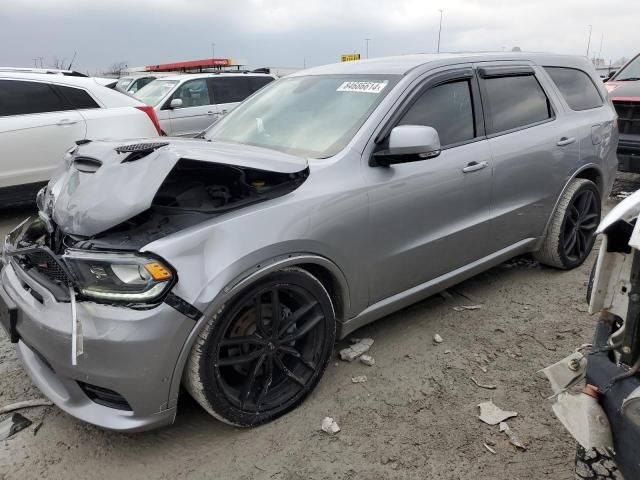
top-left (552, 389), bottom-right (613, 450)
top-left (539, 351), bottom-right (587, 398)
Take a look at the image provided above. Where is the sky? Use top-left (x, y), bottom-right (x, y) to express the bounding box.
top-left (0, 0), bottom-right (638, 74)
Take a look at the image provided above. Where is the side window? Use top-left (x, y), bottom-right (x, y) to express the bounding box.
top-left (544, 67), bottom-right (603, 111)
top-left (210, 77), bottom-right (251, 104)
top-left (56, 85), bottom-right (100, 110)
top-left (172, 79), bottom-right (211, 108)
top-left (0, 79), bottom-right (68, 117)
top-left (398, 80), bottom-right (475, 146)
top-left (481, 74), bottom-right (552, 134)
top-left (129, 77), bottom-right (155, 93)
top-left (249, 76), bottom-right (274, 94)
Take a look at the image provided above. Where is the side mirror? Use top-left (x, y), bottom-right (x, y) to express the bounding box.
top-left (372, 125), bottom-right (441, 167)
top-left (170, 98), bottom-right (183, 109)
top-left (604, 70), bottom-right (617, 82)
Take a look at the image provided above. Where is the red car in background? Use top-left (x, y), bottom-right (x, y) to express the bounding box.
top-left (606, 53), bottom-right (640, 173)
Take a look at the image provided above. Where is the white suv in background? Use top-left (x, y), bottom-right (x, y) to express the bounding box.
top-left (134, 73), bottom-right (275, 137)
top-left (0, 72), bottom-right (161, 206)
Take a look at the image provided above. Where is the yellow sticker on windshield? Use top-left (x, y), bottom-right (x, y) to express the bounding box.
top-left (337, 81), bottom-right (388, 94)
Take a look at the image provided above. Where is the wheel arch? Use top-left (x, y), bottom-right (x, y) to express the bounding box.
top-left (166, 253), bottom-right (350, 409)
top-left (538, 164), bottom-right (604, 247)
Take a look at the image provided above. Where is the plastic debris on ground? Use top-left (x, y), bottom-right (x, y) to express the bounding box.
top-left (0, 399), bottom-right (53, 416)
top-left (339, 338), bottom-right (374, 362)
top-left (359, 355), bottom-right (375, 366)
top-left (453, 305), bottom-right (482, 311)
top-left (477, 400), bottom-right (518, 425)
top-left (0, 413), bottom-right (32, 439)
top-left (471, 377), bottom-right (497, 390)
top-left (499, 421), bottom-right (527, 450)
top-left (483, 442), bottom-right (497, 454)
top-left (351, 375), bottom-right (367, 383)
top-left (321, 417), bottom-right (340, 435)
top-left (433, 334), bottom-right (443, 344)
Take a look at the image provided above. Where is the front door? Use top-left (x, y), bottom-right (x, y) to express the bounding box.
top-left (365, 68), bottom-right (494, 304)
top-left (168, 78), bottom-right (218, 136)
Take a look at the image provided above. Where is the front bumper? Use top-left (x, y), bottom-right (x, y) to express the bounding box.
top-left (586, 318), bottom-right (640, 479)
top-left (0, 261), bottom-right (195, 432)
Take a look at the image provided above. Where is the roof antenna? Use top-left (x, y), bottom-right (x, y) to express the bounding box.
top-left (67, 51), bottom-right (77, 70)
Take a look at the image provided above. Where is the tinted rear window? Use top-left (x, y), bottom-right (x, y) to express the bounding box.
top-left (0, 79), bottom-right (68, 116)
top-left (399, 80), bottom-right (475, 146)
top-left (210, 77), bottom-right (251, 104)
top-left (56, 85), bottom-right (100, 109)
top-left (544, 67), bottom-right (603, 111)
top-left (249, 76), bottom-right (274, 93)
top-left (482, 75), bottom-right (552, 134)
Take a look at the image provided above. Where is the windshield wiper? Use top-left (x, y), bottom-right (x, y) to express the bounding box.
top-left (619, 77), bottom-right (640, 81)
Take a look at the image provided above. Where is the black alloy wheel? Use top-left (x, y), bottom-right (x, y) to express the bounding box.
top-left (562, 188), bottom-right (600, 263)
top-left (186, 268), bottom-right (336, 426)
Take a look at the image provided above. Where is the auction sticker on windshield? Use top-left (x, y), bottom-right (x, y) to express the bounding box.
top-left (337, 81), bottom-right (388, 94)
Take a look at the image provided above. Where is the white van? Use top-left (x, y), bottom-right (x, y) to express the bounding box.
top-left (133, 73), bottom-right (275, 137)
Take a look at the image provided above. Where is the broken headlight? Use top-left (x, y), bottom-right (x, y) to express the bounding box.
top-left (63, 250), bottom-right (174, 303)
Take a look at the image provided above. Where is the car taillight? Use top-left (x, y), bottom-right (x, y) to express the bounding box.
top-left (135, 105), bottom-right (162, 136)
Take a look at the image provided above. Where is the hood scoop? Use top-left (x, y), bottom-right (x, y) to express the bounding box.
top-left (115, 142), bottom-right (169, 163)
top-left (73, 157), bottom-right (102, 173)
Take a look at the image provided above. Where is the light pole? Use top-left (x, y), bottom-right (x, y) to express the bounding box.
top-left (437, 9), bottom-right (443, 53)
top-left (586, 25), bottom-right (592, 57)
top-left (365, 38), bottom-right (371, 59)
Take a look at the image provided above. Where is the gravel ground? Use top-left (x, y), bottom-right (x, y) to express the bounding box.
top-left (0, 174), bottom-right (639, 480)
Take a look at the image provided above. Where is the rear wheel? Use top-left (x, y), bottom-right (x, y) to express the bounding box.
top-left (535, 179), bottom-right (601, 269)
top-left (184, 268), bottom-right (336, 427)
top-left (575, 445), bottom-right (621, 479)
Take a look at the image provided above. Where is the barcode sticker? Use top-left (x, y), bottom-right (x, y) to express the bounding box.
top-left (337, 81), bottom-right (388, 94)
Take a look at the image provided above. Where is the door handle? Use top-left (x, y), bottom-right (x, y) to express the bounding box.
top-left (221, 109), bottom-right (228, 115)
top-left (56, 119), bottom-right (78, 126)
top-left (207, 111), bottom-right (216, 116)
top-left (556, 136), bottom-right (576, 147)
top-left (462, 160), bottom-right (488, 173)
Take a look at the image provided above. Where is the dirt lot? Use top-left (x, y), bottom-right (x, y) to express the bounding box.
top-left (0, 175), bottom-right (638, 480)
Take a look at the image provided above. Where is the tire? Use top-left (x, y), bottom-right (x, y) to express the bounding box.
top-left (575, 445), bottom-right (622, 479)
top-left (535, 179), bottom-right (601, 270)
top-left (184, 268), bottom-right (336, 427)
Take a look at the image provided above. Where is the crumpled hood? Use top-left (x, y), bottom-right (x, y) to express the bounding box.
top-left (46, 138), bottom-right (308, 237)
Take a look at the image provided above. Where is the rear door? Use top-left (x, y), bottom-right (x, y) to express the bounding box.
top-left (167, 78), bottom-right (216, 136)
top-left (0, 79), bottom-right (85, 189)
top-left (477, 64), bottom-right (581, 251)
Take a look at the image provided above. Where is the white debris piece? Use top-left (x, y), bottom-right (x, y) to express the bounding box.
top-left (478, 401), bottom-right (518, 425)
top-left (321, 417), bottom-right (341, 435)
top-left (339, 338), bottom-right (374, 362)
top-left (471, 377), bottom-right (497, 390)
top-left (483, 442), bottom-right (497, 454)
top-left (360, 355), bottom-right (375, 366)
top-left (433, 334), bottom-right (443, 344)
top-left (499, 422), bottom-right (527, 450)
top-left (453, 305), bottom-right (482, 311)
top-left (351, 375), bottom-right (367, 383)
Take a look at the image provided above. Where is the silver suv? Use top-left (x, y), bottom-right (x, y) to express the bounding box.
top-left (0, 53), bottom-right (618, 431)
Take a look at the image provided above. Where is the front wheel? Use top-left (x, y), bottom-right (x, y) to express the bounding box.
top-left (184, 268), bottom-right (336, 427)
top-left (535, 179), bottom-right (601, 270)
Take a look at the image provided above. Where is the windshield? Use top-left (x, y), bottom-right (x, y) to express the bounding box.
top-left (134, 80), bottom-right (179, 106)
top-left (615, 55), bottom-right (640, 81)
top-left (204, 75), bottom-right (399, 158)
top-left (115, 77), bottom-right (132, 90)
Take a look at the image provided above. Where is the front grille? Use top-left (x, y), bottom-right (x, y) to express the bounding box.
top-left (77, 382), bottom-right (132, 411)
top-left (21, 250), bottom-right (71, 286)
top-left (613, 101), bottom-right (640, 136)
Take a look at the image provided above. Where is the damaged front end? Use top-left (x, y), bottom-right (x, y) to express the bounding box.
top-left (542, 190), bottom-right (640, 479)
